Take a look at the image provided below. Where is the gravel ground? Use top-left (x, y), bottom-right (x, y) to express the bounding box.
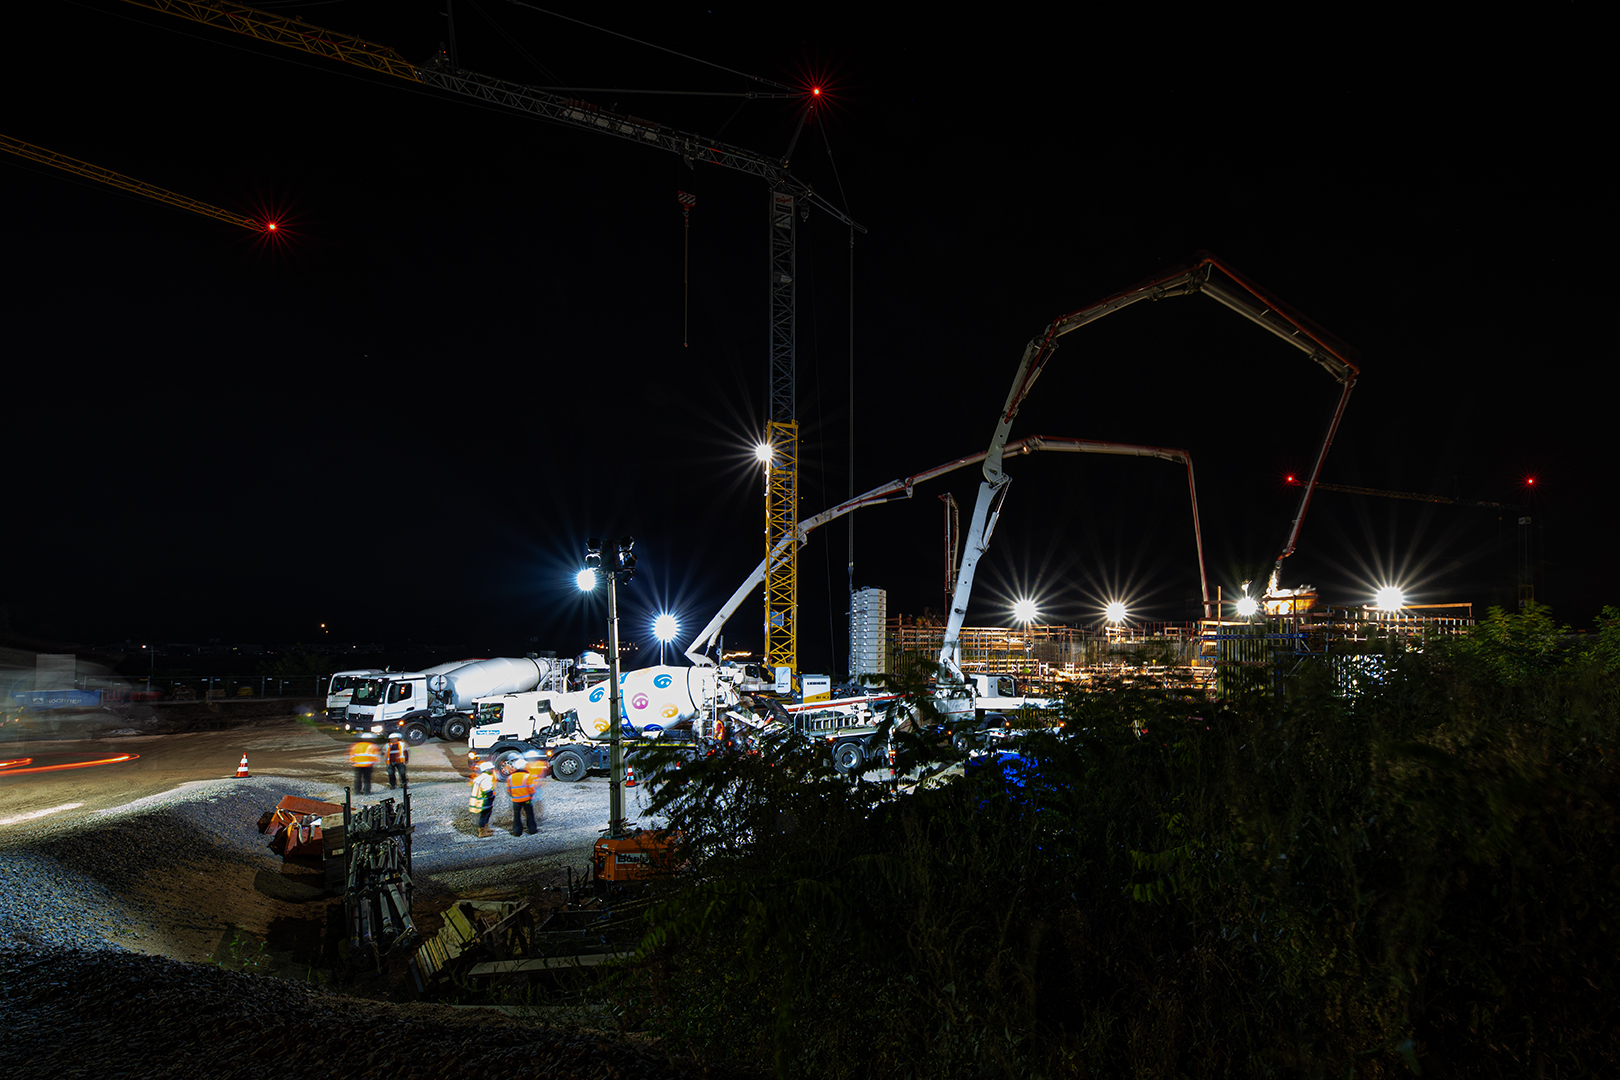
top-left (0, 746), bottom-right (742, 1079)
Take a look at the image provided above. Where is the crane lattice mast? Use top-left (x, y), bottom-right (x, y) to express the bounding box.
top-left (117, 0), bottom-right (863, 676)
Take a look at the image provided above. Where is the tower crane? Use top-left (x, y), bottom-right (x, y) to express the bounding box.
top-left (2, 133), bottom-right (274, 233)
top-left (115, 0), bottom-right (863, 677)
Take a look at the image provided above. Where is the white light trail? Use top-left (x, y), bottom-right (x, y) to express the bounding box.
top-left (0, 802), bottom-right (84, 827)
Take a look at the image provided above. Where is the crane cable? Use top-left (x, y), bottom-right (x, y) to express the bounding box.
top-left (678, 189), bottom-right (696, 347)
top-left (505, 1), bottom-right (797, 92)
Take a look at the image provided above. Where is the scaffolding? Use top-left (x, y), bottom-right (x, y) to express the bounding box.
top-left (889, 603), bottom-right (1475, 697)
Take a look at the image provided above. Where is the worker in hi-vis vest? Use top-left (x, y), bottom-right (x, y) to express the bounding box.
top-left (468, 761), bottom-right (497, 838)
top-left (348, 734), bottom-right (382, 795)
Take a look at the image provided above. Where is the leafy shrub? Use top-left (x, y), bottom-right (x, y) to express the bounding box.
top-left (614, 612), bottom-right (1620, 1078)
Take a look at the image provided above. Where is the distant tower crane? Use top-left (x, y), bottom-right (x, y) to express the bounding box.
top-left (117, 0), bottom-right (863, 677)
top-left (2, 133), bottom-right (274, 233)
top-left (1287, 476), bottom-right (1537, 607)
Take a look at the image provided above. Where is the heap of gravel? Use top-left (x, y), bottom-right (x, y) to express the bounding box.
top-left (0, 767), bottom-right (747, 1079)
top-left (0, 945), bottom-right (761, 1079)
top-left (0, 764), bottom-right (669, 956)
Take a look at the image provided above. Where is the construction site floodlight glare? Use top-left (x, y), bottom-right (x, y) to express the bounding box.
top-left (1235, 595), bottom-right (1260, 618)
top-left (754, 441), bottom-right (772, 465)
top-left (575, 568), bottom-right (598, 592)
top-left (1105, 601), bottom-right (1128, 625)
top-left (1012, 599), bottom-right (1038, 624)
top-left (1375, 586), bottom-right (1405, 612)
top-left (653, 613), bottom-right (678, 644)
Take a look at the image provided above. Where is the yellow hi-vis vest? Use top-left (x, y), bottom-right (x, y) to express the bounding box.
top-left (385, 741), bottom-right (408, 764)
top-left (349, 742), bottom-right (382, 768)
top-left (468, 772), bottom-right (495, 811)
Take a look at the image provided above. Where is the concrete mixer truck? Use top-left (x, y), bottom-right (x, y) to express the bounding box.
top-left (468, 664), bottom-right (733, 781)
top-left (345, 656), bottom-right (567, 745)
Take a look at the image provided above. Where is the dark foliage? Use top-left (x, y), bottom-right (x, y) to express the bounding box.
top-left (609, 605), bottom-right (1620, 1078)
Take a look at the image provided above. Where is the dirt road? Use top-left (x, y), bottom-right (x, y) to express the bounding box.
top-left (0, 713), bottom-right (665, 985)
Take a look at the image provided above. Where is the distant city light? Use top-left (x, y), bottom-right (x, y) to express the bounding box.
top-left (1012, 598), bottom-right (1038, 624)
top-left (1374, 586), bottom-right (1405, 612)
top-left (1235, 595), bottom-right (1259, 618)
top-left (1104, 601), bottom-right (1128, 624)
top-left (576, 568), bottom-right (598, 592)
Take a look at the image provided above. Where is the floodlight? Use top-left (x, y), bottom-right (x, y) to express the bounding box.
top-left (653, 613), bottom-right (678, 643)
top-left (576, 568), bottom-right (597, 592)
top-left (616, 535), bottom-right (636, 581)
top-left (1374, 586), bottom-right (1404, 612)
top-left (1105, 601), bottom-right (1127, 624)
top-left (1012, 598), bottom-right (1038, 624)
top-left (1235, 595), bottom-right (1259, 618)
top-left (754, 441), bottom-right (773, 464)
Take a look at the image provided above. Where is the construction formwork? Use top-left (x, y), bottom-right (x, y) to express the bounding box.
top-left (889, 604), bottom-right (1474, 697)
top-left (1202, 603), bottom-right (1475, 697)
top-left (888, 617), bottom-right (1210, 690)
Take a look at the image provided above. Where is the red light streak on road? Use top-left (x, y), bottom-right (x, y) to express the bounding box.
top-left (0, 754), bottom-right (139, 775)
top-left (0, 758), bottom-right (34, 769)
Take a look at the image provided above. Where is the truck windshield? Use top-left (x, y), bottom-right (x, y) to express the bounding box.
top-left (350, 679), bottom-right (386, 706)
top-left (477, 703), bottom-right (503, 723)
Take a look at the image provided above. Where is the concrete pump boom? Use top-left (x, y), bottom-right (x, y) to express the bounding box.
top-left (683, 436), bottom-right (1209, 667)
top-left (937, 253), bottom-right (1360, 678)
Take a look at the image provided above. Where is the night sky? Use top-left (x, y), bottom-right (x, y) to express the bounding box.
top-left (5, 1), bottom-right (1610, 672)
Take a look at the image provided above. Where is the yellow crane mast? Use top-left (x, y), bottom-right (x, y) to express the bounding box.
top-left (115, 0), bottom-right (864, 678)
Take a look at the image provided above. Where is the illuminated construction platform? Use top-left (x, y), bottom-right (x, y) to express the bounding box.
top-left (887, 603), bottom-right (1475, 696)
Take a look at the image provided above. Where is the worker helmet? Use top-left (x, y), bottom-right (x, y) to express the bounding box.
top-left (478, 761), bottom-right (495, 772)
top-left (387, 732), bottom-right (403, 740)
top-left (522, 750), bottom-right (543, 761)
top-left (361, 733), bottom-right (379, 741)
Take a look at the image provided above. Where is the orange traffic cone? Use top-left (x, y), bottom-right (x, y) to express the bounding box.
top-left (236, 754), bottom-right (250, 778)
top-left (624, 764), bottom-right (637, 787)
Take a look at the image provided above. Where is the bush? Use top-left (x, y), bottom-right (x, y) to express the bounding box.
top-left (614, 614), bottom-right (1620, 1078)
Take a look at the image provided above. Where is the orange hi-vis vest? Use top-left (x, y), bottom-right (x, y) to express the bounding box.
top-left (468, 771), bottom-right (495, 811)
top-left (507, 768), bottom-right (537, 803)
top-left (385, 741), bottom-right (409, 764)
top-left (349, 742), bottom-right (382, 769)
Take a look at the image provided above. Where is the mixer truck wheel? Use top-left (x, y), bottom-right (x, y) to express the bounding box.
top-left (443, 715), bottom-right (470, 742)
top-left (550, 749), bottom-right (587, 783)
top-left (832, 741), bottom-right (864, 774)
top-left (401, 721), bottom-right (431, 746)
